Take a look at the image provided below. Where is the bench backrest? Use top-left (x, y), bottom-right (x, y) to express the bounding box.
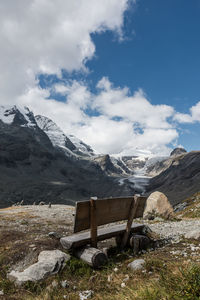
top-left (74, 196), bottom-right (147, 233)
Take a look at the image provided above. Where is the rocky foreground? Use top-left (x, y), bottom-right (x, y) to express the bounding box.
top-left (1, 201), bottom-right (200, 299)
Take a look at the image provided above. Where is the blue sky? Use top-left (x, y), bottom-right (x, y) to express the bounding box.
top-left (1, 0), bottom-right (200, 155)
top-left (87, 0), bottom-right (200, 108)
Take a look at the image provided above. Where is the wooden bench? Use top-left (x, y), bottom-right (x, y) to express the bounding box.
top-left (60, 195), bottom-right (147, 252)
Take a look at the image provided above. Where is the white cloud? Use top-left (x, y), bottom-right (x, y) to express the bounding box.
top-left (94, 77), bottom-right (174, 129)
top-left (17, 78), bottom-right (178, 156)
top-left (0, 0), bottom-right (130, 102)
top-left (0, 0), bottom-right (181, 156)
top-left (174, 101), bottom-right (200, 123)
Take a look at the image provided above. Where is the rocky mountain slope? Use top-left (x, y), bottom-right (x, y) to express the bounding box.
top-left (36, 114), bottom-right (134, 176)
top-left (147, 151), bottom-right (200, 206)
top-left (0, 106), bottom-right (134, 208)
top-left (36, 115), bottom-right (95, 158)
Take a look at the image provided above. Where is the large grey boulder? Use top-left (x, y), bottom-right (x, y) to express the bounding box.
top-left (8, 250), bottom-right (70, 286)
top-left (143, 191), bottom-right (174, 219)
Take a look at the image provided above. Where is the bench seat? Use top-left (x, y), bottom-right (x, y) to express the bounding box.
top-left (60, 223), bottom-right (145, 250)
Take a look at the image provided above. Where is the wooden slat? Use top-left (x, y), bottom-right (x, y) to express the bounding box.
top-left (74, 196), bottom-right (147, 233)
top-left (61, 223), bottom-right (145, 250)
top-left (90, 197), bottom-right (97, 247)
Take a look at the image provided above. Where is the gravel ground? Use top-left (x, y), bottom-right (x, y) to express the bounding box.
top-left (1, 205), bottom-right (200, 242)
top-left (147, 219), bottom-right (200, 242)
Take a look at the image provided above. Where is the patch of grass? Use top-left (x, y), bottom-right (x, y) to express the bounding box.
top-left (176, 192), bottom-right (200, 219)
top-left (64, 257), bottom-right (93, 277)
top-left (23, 281), bottom-right (47, 295)
top-left (0, 257), bottom-right (15, 295)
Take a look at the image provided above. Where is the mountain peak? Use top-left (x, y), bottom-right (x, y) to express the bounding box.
top-left (36, 115), bottom-right (95, 157)
top-left (0, 105), bottom-right (37, 128)
top-left (170, 147), bottom-right (187, 157)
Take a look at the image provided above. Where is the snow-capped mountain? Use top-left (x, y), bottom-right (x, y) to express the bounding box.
top-left (0, 105), bottom-right (37, 128)
top-left (35, 115), bottom-right (95, 158)
top-left (0, 105), bottom-right (134, 208)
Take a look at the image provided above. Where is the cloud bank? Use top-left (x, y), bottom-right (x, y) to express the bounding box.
top-left (0, 0), bottom-right (197, 156)
top-left (18, 78), bottom-right (178, 156)
top-left (0, 0), bottom-right (129, 102)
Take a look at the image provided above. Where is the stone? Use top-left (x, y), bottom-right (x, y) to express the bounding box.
top-left (52, 280), bottom-right (58, 288)
top-left (8, 250), bottom-right (70, 286)
top-left (123, 274), bottom-right (129, 282)
top-left (79, 290), bottom-right (93, 300)
top-left (185, 230), bottom-right (200, 240)
top-left (143, 191), bottom-right (174, 219)
top-left (121, 282), bottom-right (126, 288)
top-left (0, 290), bottom-right (4, 295)
top-left (48, 232), bottom-right (61, 239)
top-left (128, 259), bottom-right (145, 271)
top-left (61, 280), bottom-right (69, 288)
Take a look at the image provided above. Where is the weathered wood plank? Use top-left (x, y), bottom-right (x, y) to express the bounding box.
top-left (74, 196), bottom-right (147, 233)
top-left (90, 197), bottom-right (97, 247)
top-left (61, 223), bottom-right (145, 250)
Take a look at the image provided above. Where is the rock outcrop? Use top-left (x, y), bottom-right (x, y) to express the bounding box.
top-left (170, 147), bottom-right (187, 157)
top-left (8, 250), bottom-right (70, 285)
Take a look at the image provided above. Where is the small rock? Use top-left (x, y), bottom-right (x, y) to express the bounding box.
top-left (142, 270), bottom-right (147, 273)
top-left (107, 275), bottom-right (112, 282)
top-left (121, 282), bottom-right (126, 288)
top-left (79, 290), bottom-right (93, 300)
top-left (123, 275), bottom-right (129, 282)
top-left (0, 290), bottom-right (4, 295)
top-left (128, 259), bottom-right (145, 271)
top-left (113, 267), bottom-right (118, 272)
top-left (52, 280), bottom-right (58, 288)
top-left (48, 232), bottom-right (61, 239)
top-left (61, 280), bottom-right (69, 288)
